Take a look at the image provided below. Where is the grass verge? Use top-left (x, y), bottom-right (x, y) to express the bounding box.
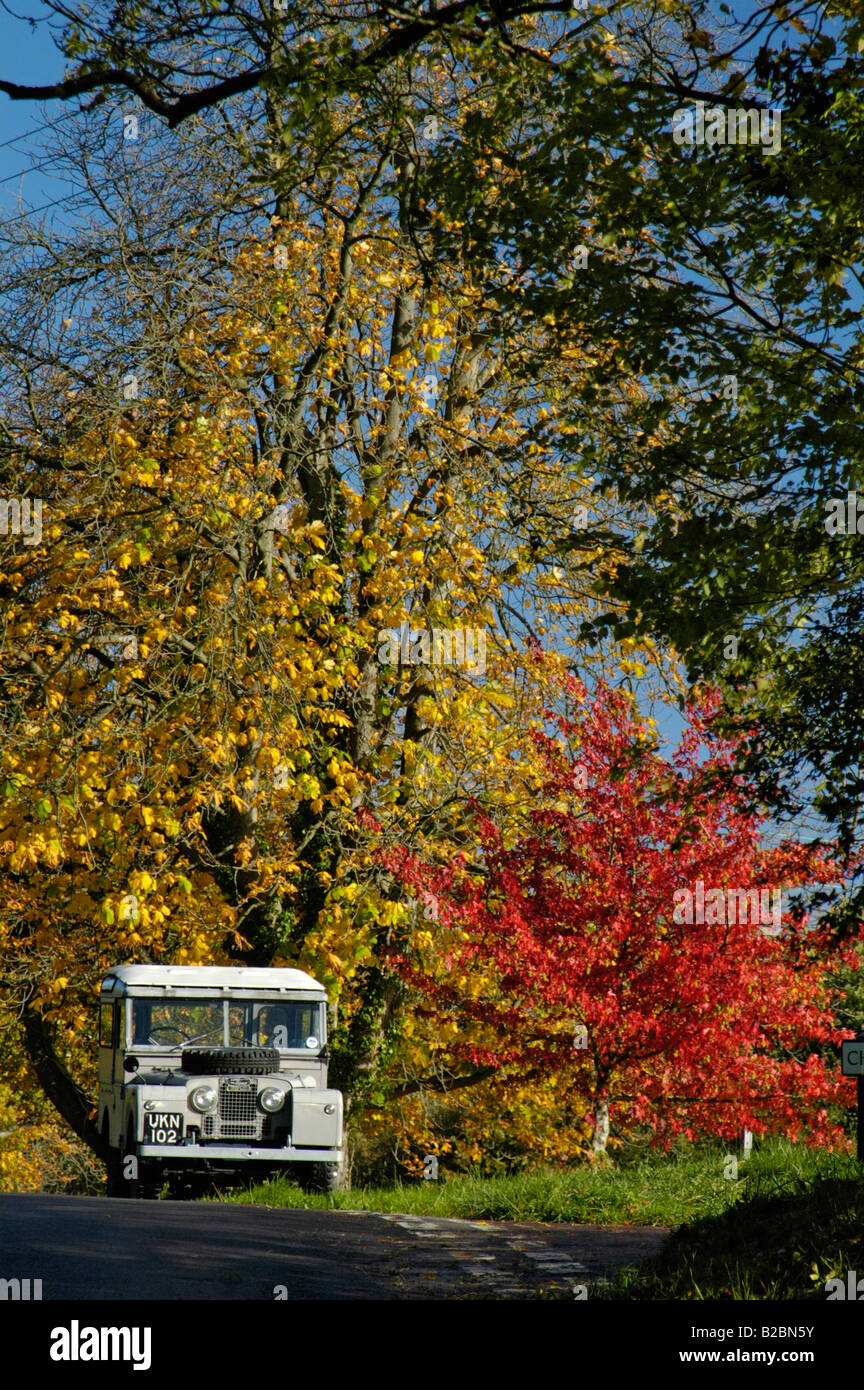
top-left (211, 1137), bottom-right (859, 1235)
top-left (211, 1139), bottom-right (864, 1297)
top-left (595, 1156), bottom-right (864, 1299)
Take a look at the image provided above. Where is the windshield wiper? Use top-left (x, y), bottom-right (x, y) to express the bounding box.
top-left (167, 1027), bottom-right (223, 1053)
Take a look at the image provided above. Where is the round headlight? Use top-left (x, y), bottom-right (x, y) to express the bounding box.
top-left (259, 1087), bottom-right (287, 1113)
top-left (189, 1085), bottom-right (217, 1112)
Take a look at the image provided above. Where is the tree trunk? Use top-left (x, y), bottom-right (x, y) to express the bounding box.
top-left (591, 1095), bottom-right (610, 1159)
top-left (20, 1005), bottom-right (109, 1161)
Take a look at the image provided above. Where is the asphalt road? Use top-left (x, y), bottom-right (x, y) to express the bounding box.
top-left (0, 1193), bottom-right (668, 1300)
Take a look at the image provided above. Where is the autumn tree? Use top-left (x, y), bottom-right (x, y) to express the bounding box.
top-left (0, 91), bottom-right (666, 1175)
top-left (381, 676), bottom-right (860, 1157)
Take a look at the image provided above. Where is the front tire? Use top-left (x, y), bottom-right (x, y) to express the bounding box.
top-left (293, 1160), bottom-right (343, 1194)
top-left (109, 1121), bottom-right (161, 1199)
top-left (105, 1145), bottom-right (124, 1198)
top-left (105, 1121), bottom-right (136, 1197)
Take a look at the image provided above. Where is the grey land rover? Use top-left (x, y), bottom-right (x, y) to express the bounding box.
top-left (99, 964), bottom-right (344, 1197)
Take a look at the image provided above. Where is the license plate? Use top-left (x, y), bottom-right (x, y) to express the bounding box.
top-left (144, 1113), bottom-right (184, 1144)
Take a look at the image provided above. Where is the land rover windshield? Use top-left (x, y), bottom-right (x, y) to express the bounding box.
top-left (127, 997), bottom-right (325, 1051)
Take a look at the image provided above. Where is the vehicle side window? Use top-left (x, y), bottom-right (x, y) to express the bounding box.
top-left (99, 1004), bottom-right (116, 1047)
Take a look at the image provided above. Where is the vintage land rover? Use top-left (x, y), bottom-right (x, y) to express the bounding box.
top-left (99, 964), bottom-right (344, 1198)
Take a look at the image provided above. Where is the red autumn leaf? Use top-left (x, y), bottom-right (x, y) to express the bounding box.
top-left (381, 677), bottom-right (863, 1153)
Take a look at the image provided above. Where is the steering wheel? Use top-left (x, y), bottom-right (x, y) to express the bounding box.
top-left (148, 1025), bottom-right (190, 1043)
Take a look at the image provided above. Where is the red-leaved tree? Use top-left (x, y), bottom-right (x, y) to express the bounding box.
top-left (381, 679), bottom-right (861, 1157)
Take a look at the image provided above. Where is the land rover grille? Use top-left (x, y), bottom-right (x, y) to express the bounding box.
top-left (201, 1077), bottom-right (263, 1140)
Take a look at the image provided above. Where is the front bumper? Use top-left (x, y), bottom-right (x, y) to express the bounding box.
top-left (138, 1143), bottom-right (343, 1162)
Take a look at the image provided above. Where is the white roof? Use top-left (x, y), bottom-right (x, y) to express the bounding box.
top-left (101, 964), bottom-right (325, 994)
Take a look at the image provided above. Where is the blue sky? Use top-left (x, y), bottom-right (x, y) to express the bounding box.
top-left (0, 4), bottom-right (81, 218)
